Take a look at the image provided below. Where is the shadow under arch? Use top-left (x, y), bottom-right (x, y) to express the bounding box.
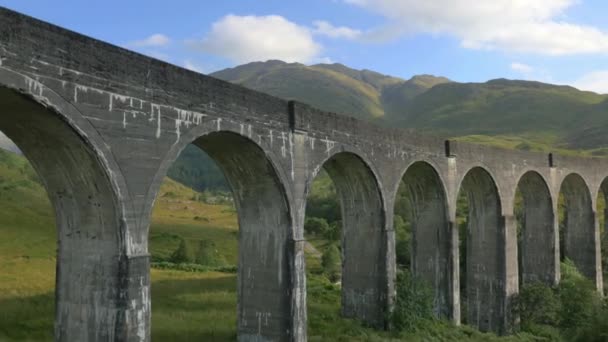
top-left (559, 173), bottom-right (601, 288)
top-left (395, 161), bottom-right (450, 318)
top-left (0, 87), bottom-right (127, 340)
top-left (597, 177), bottom-right (608, 294)
top-left (147, 130), bottom-right (294, 340)
top-left (457, 166), bottom-right (503, 333)
top-left (515, 171), bottom-right (557, 285)
top-left (306, 151), bottom-right (387, 328)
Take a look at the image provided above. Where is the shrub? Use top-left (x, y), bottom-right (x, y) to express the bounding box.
top-left (304, 217), bottom-right (330, 236)
top-left (170, 238), bottom-right (194, 264)
top-left (557, 259), bottom-right (599, 331)
top-left (323, 220), bottom-right (341, 242)
top-left (195, 240), bottom-right (227, 267)
top-left (321, 244), bottom-right (341, 282)
top-left (516, 282), bottom-right (561, 330)
top-left (390, 270), bottom-right (434, 332)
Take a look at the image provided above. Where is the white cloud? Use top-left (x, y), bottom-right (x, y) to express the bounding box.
top-left (197, 14), bottom-right (321, 64)
top-left (572, 70), bottom-right (608, 94)
top-left (183, 60), bottom-right (204, 73)
top-left (129, 34), bottom-right (170, 48)
top-left (343, 0), bottom-right (608, 55)
top-left (313, 20), bottom-right (361, 39)
top-left (511, 62), bottom-right (534, 73)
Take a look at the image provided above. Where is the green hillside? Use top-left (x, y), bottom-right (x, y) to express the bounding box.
top-left (211, 60), bottom-right (450, 120)
top-left (212, 61), bottom-right (608, 154)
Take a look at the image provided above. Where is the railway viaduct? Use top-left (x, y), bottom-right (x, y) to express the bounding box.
top-left (1, 7), bottom-right (607, 342)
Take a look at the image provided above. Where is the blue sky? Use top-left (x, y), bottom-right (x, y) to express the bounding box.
top-left (1, 0), bottom-right (607, 93)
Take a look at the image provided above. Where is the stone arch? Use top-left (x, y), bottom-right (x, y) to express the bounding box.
top-left (0, 85), bottom-right (130, 340)
top-left (148, 128), bottom-right (294, 340)
top-left (560, 173), bottom-right (601, 287)
top-left (515, 171), bottom-right (557, 285)
top-left (396, 161), bottom-right (450, 318)
top-left (306, 151), bottom-right (387, 328)
top-left (457, 166), bottom-right (503, 333)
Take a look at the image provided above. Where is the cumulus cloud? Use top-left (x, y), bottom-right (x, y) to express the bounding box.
top-left (573, 70), bottom-right (608, 94)
top-left (197, 14), bottom-right (321, 64)
top-left (129, 34), bottom-right (170, 48)
top-left (343, 0), bottom-right (608, 55)
top-left (511, 62), bottom-right (534, 73)
top-left (313, 20), bottom-right (361, 39)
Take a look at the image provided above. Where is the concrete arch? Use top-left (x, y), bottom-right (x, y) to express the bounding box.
top-left (453, 163), bottom-right (505, 218)
top-left (396, 161), bottom-right (450, 318)
top-left (0, 86), bottom-right (134, 340)
top-left (458, 166), bottom-right (503, 333)
top-left (306, 150), bottom-right (387, 328)
top-left (147, 127), bottom-right (295, 341)
top-left (559, 173), bottom-right (601, 287)
top-left (515, 171), bottom-right (557, 285)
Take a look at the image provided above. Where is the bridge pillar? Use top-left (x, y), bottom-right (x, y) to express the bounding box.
top-left (560, 174), bottom-right (602, 291)
top-left (459, 167), bottom-right (518, 334)
top-left (517, 172), bottom-right (559, 286)
top-left (448, 219), bottom-right (461, 325)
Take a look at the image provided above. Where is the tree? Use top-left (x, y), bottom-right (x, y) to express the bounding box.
top-left (322, 244), bottom-right (341, 283)
top-left (195, 239), bottom-right (226, 267)
top-left (171, 238), bottom-right (194, 264)
top-left (390, 270), bottom-right (434, 332)
top-left (304, 217), bottom-right (329, 236)
top-left (323, 220), bottom-right (341, 242)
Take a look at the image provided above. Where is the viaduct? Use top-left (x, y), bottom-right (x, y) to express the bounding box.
top-left (1, 7), bottom-right (607, 342)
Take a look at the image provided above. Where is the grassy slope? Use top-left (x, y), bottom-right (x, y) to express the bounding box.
top-left (212, 61), bottom-right (608, 153)
top-left (211, 60), bottom-right (449, 121)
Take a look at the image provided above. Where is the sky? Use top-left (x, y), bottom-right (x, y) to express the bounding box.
top-left (1, 0), bottom-right (607, 93)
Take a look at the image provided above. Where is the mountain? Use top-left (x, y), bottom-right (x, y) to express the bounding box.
top-left (211, 61), bottom-right (608, 153)
top-left (211, 60), bottom-right (450, 120)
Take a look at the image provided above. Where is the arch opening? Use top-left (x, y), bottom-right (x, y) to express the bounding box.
top-left (394, 161), bottom-right (450, 318)
top-left (148, 131), bottom-right (293, 340)
top-left (514, 171), bottom-right (556, 286)
top-left (304, 152), bottom-right (386, 329)
top-left (0, 87), bottom-right (123, 340)
top-left (558, 174), bottom-right (599, 287)
top-left (456, 167), bottom-right (503, 333)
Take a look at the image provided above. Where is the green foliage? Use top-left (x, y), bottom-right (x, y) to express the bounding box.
top-left (557, 260), bottom-right (600, 332)
top-left (167, 144), bottom-right (228, 192)
top-left (195, 240), bottom-right (227, 267)
top-left (304, 217), bottom-right (330, 236)
top-left (305, 171), bottom-right (341, 225)
top-left (171, 238), bottom-right (195, 264)
top-left (321, 244), bottom-right (341, 282)
top-left (390, 270), bottom-right (435, 332)
top-left (151, 261), bottom-right (236, 273)
top-left (323, 220), bottom-right (341, 242)
top-left (394, 215), bottom-right (411, 268)
top-left (515, 282), bottom-right (561, 330)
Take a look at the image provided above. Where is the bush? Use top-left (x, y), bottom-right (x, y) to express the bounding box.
top-left (171, 238), bottom-right (194, 264)
top-left (557, 259), bottom-right (599, 332)
top-left (516, 282), bottom-right (561, 330)
top-left (323, 220), bottom-right (342, 242)
top-left (305, 217), bottom-right (330, 236)
top-left (321, 244), bottom-right (341, 282)
top-left (390, 270), bottom-right (434, 332)
top-left (195, 240), bottom-right (227, 267)
top-left (394, 215), bottom-right (411, 269)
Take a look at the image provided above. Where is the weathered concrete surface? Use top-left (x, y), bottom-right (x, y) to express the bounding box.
top-left (517, 171), bottom-right (557, 286)
top-left (1, 7), bottom-right (608, 341)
